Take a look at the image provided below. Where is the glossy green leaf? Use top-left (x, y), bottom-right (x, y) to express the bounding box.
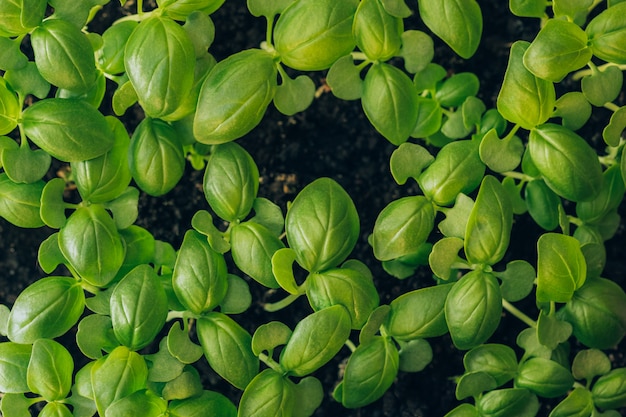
top-left (479, 129), bottom-right (524, 173)
top-left (0, 78), bottom-right (19, 136)
top-left (525, 179), bottom-right (561, 231)
top-left (105, 389), bottom-right (167, 417)
top-left (307, 266), bottom-right (379, 329)
top-left (325, 54), bottom-right (363, 100)
top-left (0, 342), bottom-right (32, 393)
top-left (557, 277), bottom-right (626, 349)
top-left (592, 368), bottom-right (626, 409)
top-left (39, 401), bottom-right (73, 417)
top-left (7, 277), bottom-right (85, 344)
top-left (436, 73), bottom-right (480, 108)
top-left (418, 139), bottom-right (485, 206)
top-left (96, 20), bottom-right (138, 74)
top-left (572, 349), bottom-right (612, 381)
top-left (497, 41), bottom-right (555, 130)
top-left (168, 389), bottom-right (237, 417)
top-left (0, 38), bottom-right (25, 71)
top-left (280, 305), bottom-right (351, 376)
top-left (219, 274), bottom-right (252, 314)
top-left (464, 344), bottom-right (518, 387)
top-left (456, 371), bottom-right (497, 400)
top-left (389, 142), bottom-right (434, 185)
top-left (91, 346), bottom-right (148, 417)
top-left (586, 2), bottom-right (626, 64)
top-left (285, 177), bottom-right (359, 272)
top-left (537, 310), bottom-right (573, 350)
top-left (335, 336), bottom-right (399, 408)
top-left (112, 80), bottom-right (138, 116)
top-left (190, 210), bottom-right (229, 254)
top-left (577, 164), bottom-right (625, 224)
top-left (76, 314), bottom-right (118, 359)
top-left (401, 30), bottom-right (434, 74)
top-left (0, 0), bottom-right (47, 36)
top-left (203, 142), bottom-right (259, 222)
top-left (167, 321), bottom-right (203, 365)
top-left (397, 338), bottom-right (433, 372)
top-left (274, 0), bottom-right (358, 70)
top-left (384, 283), bottom-right (453, 340)
top-left (40, 178), bottom-right (68, 229)
top-left (502, 177), bottom-right (527, 215)
top-left (237, 369), bottom-right (296, 417)
top-left (158, 0), bottom-right (225, 20)
top-left (509, 0), bottom-right (547, 17)
top-left (445, 403), bottom-right (480, 417)
top-left (172, 230), bottom-right (228, 314)
top-left (183, 11), bottom-right (215, 57)
top-left (550, 387), bottom-right (594, 417)
top-left (438, 193), bottom-right (474, 239)
top-left (413, 62), bottom-right (447, 92)
top-left (362, 62), bottom-right (419, 145)
top-left (21, 98), bottom-right (114, 162)
top-left (581, 65), bottom-right (623, 107)
top-left (271, 247), bottom-right (300, 294)
top-left (411, 97), bottom-right (443, 138)
top-left (196, 312), bottom-right (259, 389)
top-left (495, 260), bottom-right (536, 302)
top-left (354, 0), bottom-right (403, 61)
top-left (417, 0), bottom-right (482, 59)
top-left (1, 143), bottom-right (51, 184)
top-left (231, 221), bottom-right (284, 288)
top-left (194, 49), bottom-right (277, 144)
top-left (523, 19), bottom-right (591, 82)
top-left (536, 233), bottom-right (587, 303)
top-left (529, 123), bottom-right (603, 202)
top-left (274, 73), bottom-right (315, 116)
top-left (249, 197), bottom-right (284, 237)
top-left (371, 196), bottom-right (434, 261)
top-left (251, 321), bottom-right (292, 357)
top-left (104, 186), bottom-right (139, 230)
top-left (59, 205), bottom-right (125, 287)
top-left (0, 174), bottom-right (44, 228)
top-left (145, 338), bottom-right (185, 383)
top-left (603, 106), bottom-right (626, 147)
top-left (381, 242), bottom-right (431, 279)
top-left (553, 92), bottom-right (592, 131)
top-left (246, 0), bottom-right (294, 17)
top-left (27, 339), bottom-right (73, 401)
top-left (515, 357), bottom-right (574, 398)
top-left (428, 236), bottom-right (465, 280)
top-left (124, 16), bottom-right (195, 118)
top-left (445, 270), bottom-right (502, 350)
top-left (477, 388), bottom-right (540, 417)
top-left (359, 304), bottom-right (391, 345)
top-left (31, 19), bottom-right (97, 93)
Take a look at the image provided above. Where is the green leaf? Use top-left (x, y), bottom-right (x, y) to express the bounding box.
top-left (7, 277), bottom-right (85, 344)
top-left (97, 20), bottom-right (138, 75)
top-left (30, 19), bottom-right (97, 93)
top-left (502, 177), bottom-right (527, 215)
top-left (238, 369), bottom-right (296, 417)
top-left (384, 283), bottom-right (453, 340)
top-left (557, 277), bottom-right (626, 349)
top-left (413, 62), bottom-right (447, 93)
top-left (586, 2), bottom-right (626, 65)
top-left (167, 321), bottom-right (203, 365)
top-left (362, 62), bottom-right (419, 145)
top-left (401, 30), bottom-right (434, 74)
top-left (39, 401), bottom-right (73, 417)
top-left (603, 106), bottom-right (626, 147)
top-left (250, 197), bottom-right (284, 237)
top-left (76, 314), bottom-right (118, 359)
top-left (112, 80), bottom-right (138, 116)
top-left (307, 266), bottom-right (380, 329)
top-left (286, 177), bottom-right (359, 272)
top-left (27, 339), bottom-right (73, 401)
top-left (251, 321), bottom-right (293, 357)
top-left (464, 344), bottom-right (518, 387)
top-left (105, 389), bottom-right (167, 417)
top-left (335, 336), bottom-right (399, 408)
top-left (523, 19), bottom-right (592, 82)
top-left (21, 98), bottom-right (115, 162)
top-left (196, 312), bottom-right (259, 389)
top-left (190, 210), bottom-right (230, 254)
top-left (91, 346), bottom-right (148, 417)
top-left (465, 175), bottom-right (513, 266)
top-left (359, 304), bottom-right (391, 345)
top-left (516, 327), bottom-right (552, 360)
top-left (161, 368), bottom-right (203, 401)
top-left (271, 247), bottom-right (301, 294)
top-left (445, 403), bottom-right (480, 417)
top-left (280, 305), bottom-right (351, 376)
top-left (0, 78), bottom-right (19, 136)
top-left (445, 270), bottom-right (502, 350)
top-left (0, 37), bottom-right (28, 71)
top-left (553, 92), bottom-right (592, 131)
top-left (572, 349), bottom-right (612, 381)
top-left (40, 178), bottom-right (68, 229)
top-left (157, 0), bottom-right (226, 19)
top-left (203, 141), bottom-right (259, 222)
top-left (381, 242), bottom-right (431, 279)
top-left (577, 164), bottom-right (625, 224)
top-left (495, 260), bottom-right (536, 302)
top-left (509, 0), bottom-right (547, 17)
top-left (326, 54), bottom-right (363, 100)
top-left (124, 16), bottom-right (195, 119)
top-left (497, 41), bottom-right (555, 130)
top-left (183, 11), bottom-right (215, 57)
top-left (0, 342), bottom-right (32, 393)
top-left (145, 338), bottom-right (185, 383)
top-left (220, 274), bottom-right (252, 314)
top-left (417, 0), bottom-right (482, 59)
top-left (591, 368), bottom-right (626, 409)
top-left (515, 357), bottom-right (574, 398)
top-left (536, 233), bottom-right (587, 303)
top-left (129, 117), bottom-right (185, 197)
top-left (581, 65), bottom-right (623, 107)
top-left (0, 174), bottom-right (45, 228)
top-left (354, 0), bottom-right (403, 61)
top-left (525, 179), bottom-right (561, 231)
top-left (194, 49), bottom-right (277, 144)
top-left (172, 230), bottom-right (228, 314)
top-left (418, 139), bottom-right (485, 206)
top-left (168, 390), bottom-right (237, 417)
top-left (411, 97), bottom-right (442, 138)
top-left (274, 0), bottom-right (358, 71)
top-left (549, 387), bottom-right (594, 417)
top-left (477, 388), bottom-right (540, 417)
top-left (274, 73), bottom-right (315, 116)
top-left (436, 73), bottom-right (480, 108)
top-left (397, 338), bottom-right (433, 373)
top-left (104, 186), bottom-right (140, 230)
top-left (537, 310), bottom-right (573, 350)
top-left (59, 205), bottom-right (125, 287)
top-left (389, 142), bottom-right (434, 185)
top-left (529, 123), bottom-right (603, 202)
top-left (479, 129), bottom-right (523, 173)
top-left (438, 193), bottom-right (474, 239)
top-left (246, 0), bottom-right (294, 17)
top-left (231, 221), bottom-right (284, 288)
top-left (428, 236), bottom-right (465, 280)
top-left (456, 371), bottom-right (497, 400)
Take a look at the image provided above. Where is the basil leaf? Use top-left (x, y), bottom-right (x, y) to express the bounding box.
top-left (325, 54), bottom-right (363, 101)
top-left (168, 390), bottom-right (237, 417)
top-left (76, 314), bottom-right (118, 360)
top-left (401, 30), bottom-right (435, 74)
top-left (389, 142), bottom-right (434, 186)
top-left (478, 128), bottom-right (524, 173)
top-left (496, 41), bottom-right (555, 130)
top-left (307, 266), bottom-right (379, 329)
top-left (196, 312), bottom-right (259, 389)
top-left (495, 260), bottom-right (536, 302)
top-left (592, 368), bottom-right (626, 410)
top-left (274, 0), bottom-right (358, 71)
top-left (581, 65), bottom-right (623, 107)
top-left (537, 310), bottom-right (573, 350)
top-left (219, 274), bottom-right (252, 314)
top-left (523, 19), bottom-right (591, 82)
top-left (0, 342), bottom-right (32, 393)
top-left (524, 179), bottom-right (561, 231)
top-left (536, 233), bottom-right (587, 303)
top-left (59, 205), bottom-right (125, 287)
top-left (285, 177), bottom-right (359, 272)
top-left (238, 369), bottom-right (296, 417)
top-left (445, 270), bottom-right (502, 350)
top-left (274, 73), bottom-right (315, 116)
top-left (436, 72), bottom-right (480, 108)
top-left (550, 387), bottom-right (594, 417)
top-left (194, 49), bottom-right (277, 144)
top-left (203, 142), bottom-right (259, 222)
top-left (335, 336), bottom-right (399, 408)
top-left (172, 230), bottom-right (228, 314)
top-left (0, 174), bottom-right (45, 228)
top-left (384, 283), bottom-right (453, 340)
top-left (27, 339), bottom-right (73, 401)
top-left (0, 78), bottom-right (19, 136)
top-left (553, 92), bottom-right (592, 131)
top-left (572, 349), bottom-right (612, 382)
top-left (39, 402), bottom-right (73, 417)
top-left (529, 123), bottom-right (603, 202)
top-left (429, 236), bottom-right (465, 280)
top-left (586, 2), bottom-right (626, 65)
top-left (30, 18), bottom-right (97, 93)
top-left (465, 175), bottom-right (513, 266)
top-left (0, 0), bottom-right (47, 36)
top-left (7, 277), bottom-right (85, 344)
top-left (1, 144), bottom-right (51, 184)
top-left (362, 62), bottom-right (419, 145)
top-left (21, 98), bottom-right (115, 162)
top-left (129, 117), bottom-right (185, 197)
top-left (476, 388), bottom-right (540, 417)
top-left (104, 389), bottom-right (167, 417)
top-left (280, 305), bottom-right (351, 376)
top-left (251, 321), bottom-right (293, 357)
top-left (464, 344), bottom-right (518, 387)
top-left (97, 20), bottom-right (138, 75)
top-left (354, 0), bottom-right (403, 61)
top-left (417, 0), bottom-right (482, 59)
top-left (455, 371), bottom-right (498, 400)
top-left (124, 16), bottom-right (195, 119)
top-left (603, 106), bottom-right (626, 147)
top-left (515, 357), bottom-right (574, 398)
top-left (246, 0), bottom-right (294, 18)
top-left (576, 164), bottom-right (625, 224)
top-left (110, 265), bottom-right (168, 351)
top-left (509, 0), bottom-right (546, 17)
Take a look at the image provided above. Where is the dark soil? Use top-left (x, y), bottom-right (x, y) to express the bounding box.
top-left (1, 1), bottom-right (625, 416)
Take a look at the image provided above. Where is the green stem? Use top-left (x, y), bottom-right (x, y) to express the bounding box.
top-left (259, 352), bottom-right (284, 373)
top-left (503, 123), bottom-right (521, 142)
top-left (166, 311), bottom-right (186, 322)
top-left (604, 102), bottom-right (620, 112)
top-left (502, 300), bottom-right (537, 328)
top-left (501, 170), bottom-right (535, 183)
top-left (345, 339), bottom-right (357, 353)
top-left (264, 293), bottom-right (302, 312)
